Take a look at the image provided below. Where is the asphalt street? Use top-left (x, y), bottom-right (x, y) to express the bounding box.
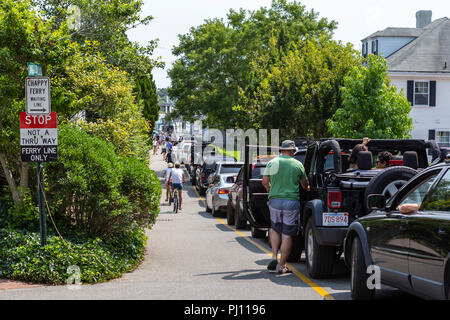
top-left (0, 153), bottom-right (417, 300)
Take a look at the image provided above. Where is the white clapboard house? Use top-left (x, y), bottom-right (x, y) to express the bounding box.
top-left (362, 10), bottom-right (450, 147)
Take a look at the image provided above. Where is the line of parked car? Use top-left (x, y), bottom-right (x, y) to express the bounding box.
top-left (177, 136), bottom-right (450, 299)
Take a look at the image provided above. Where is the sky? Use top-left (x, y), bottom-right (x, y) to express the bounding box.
top-left (127, 0), bottom-right (450, 89)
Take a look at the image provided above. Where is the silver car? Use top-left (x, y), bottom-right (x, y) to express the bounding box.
top-left (205, 162), bottom-right (243, 217)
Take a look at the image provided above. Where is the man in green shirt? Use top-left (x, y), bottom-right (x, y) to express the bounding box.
top-left (262, 140), bottom-right (310, 274)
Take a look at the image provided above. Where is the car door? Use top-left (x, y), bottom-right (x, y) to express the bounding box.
top-left (230, 168), bottom-right (243, 209)
top-left (368, 169), bottom-right (441, 289)
top-left (408, 167), bottom-right (450, 299)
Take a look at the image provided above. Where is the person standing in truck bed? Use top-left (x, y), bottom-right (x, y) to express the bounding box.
top-left (262, 140), bottom-right (310, 274)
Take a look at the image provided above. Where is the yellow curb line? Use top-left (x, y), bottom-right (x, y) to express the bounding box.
top-left (192, 186), bottom-right (334, 301)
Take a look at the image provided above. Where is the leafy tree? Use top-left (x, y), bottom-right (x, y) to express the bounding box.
top-left (168, 0), bottom-right (337, 129)
top-left (236, 36), bottom-right (359, 139)
top-left (0, 0), bottom-right (75, 205)
top-left (134, 75), bottom-right (159, 133)
top-left (326, 55), bottom-right (413, 139)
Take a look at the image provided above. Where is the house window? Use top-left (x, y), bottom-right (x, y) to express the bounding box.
top-left (414, 81), bottom-right (429, 105)
top-left (437, 131), bottom-right (450, 147)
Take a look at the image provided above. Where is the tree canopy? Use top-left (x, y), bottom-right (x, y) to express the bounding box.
top-left (326, 55), bottom-right (413, 139)
top-left (168, 0), bottom-right (337, 130)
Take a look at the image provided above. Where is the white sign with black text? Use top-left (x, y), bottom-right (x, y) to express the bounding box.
top-left (25, 77), bottom-right (51, 115)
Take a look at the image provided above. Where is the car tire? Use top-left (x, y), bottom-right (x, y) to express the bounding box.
top-left (226, 198), bottom-right (235, 225)
top-left (251, 226), bottom-right (266, 238)
top-left (304, 218), bottom-right (335, 279)
top-left (212, 199), bottom-right (220, 217)
top-left (364, 166), bottom-right (417, 213)
top-left (351, 237), bottom-right (375, 300)
top-left (235, 197), bottom-right (247, 230)
top-left (287, 235), bottom-right (304, 262)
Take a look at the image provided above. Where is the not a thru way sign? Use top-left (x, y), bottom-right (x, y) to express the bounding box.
top-left (20, 112), bottom-right (58, 162)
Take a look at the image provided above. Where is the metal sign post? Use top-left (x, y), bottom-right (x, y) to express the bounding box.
top-left (37, 162), bottom-right (47, 246)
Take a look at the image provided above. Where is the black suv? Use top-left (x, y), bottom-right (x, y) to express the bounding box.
top-left (299, 138), bottom-right (440, 279)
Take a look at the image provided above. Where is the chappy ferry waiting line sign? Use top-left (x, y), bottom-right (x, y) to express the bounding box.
top-left (20, 112), bottom-right (58, 162)
top-left (25, 77), bottom-right (51, 115)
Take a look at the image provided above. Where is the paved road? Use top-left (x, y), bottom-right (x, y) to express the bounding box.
top-left (0, 154), bottom-right (416, 300)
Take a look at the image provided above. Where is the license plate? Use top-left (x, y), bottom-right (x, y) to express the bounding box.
top-left (323, 212), bottom-right (349, 227)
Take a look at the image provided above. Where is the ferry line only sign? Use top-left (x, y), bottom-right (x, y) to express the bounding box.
top-left (25, 77), bottom-right (51, 115)
top-left (20, 112), bottom-right (58, 162)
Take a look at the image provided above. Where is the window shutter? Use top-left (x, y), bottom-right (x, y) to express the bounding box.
top-left (428, 129), bottom-right (436, 140)
top-left (429, 81), bottom-right (436, 106)
top-left (375, 40), bottom-right (379, 55)
top-left (407, 81), bottom-right (414, 105)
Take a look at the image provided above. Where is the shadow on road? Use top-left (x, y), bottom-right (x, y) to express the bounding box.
top-left (194, 267), bottom-right (317, 289)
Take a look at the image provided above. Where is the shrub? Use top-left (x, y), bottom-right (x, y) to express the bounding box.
top-left (119, 156), bottom-right (161, 227)
top-left (45, 123), bottom-right (161, 237)
top-left (0, 227), bottom-right (147, 284)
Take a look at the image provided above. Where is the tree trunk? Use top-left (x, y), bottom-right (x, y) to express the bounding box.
top-left (19, 161), bottom-right (29, 195)
top-left (0, 151), bottom-right (21, 205)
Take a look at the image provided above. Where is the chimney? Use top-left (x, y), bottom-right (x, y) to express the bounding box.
top-left (416, 10), bottom-right (432, 28)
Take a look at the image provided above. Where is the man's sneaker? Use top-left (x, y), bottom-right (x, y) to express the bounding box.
top-left (267, 260), bottom-right (278, 273)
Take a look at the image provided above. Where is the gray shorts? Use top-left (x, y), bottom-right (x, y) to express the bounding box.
top-left (268, 199), bottom-right (300, 237)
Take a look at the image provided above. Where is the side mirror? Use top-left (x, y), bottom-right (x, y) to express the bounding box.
top-left (367, 194), bottom-right (387, 211)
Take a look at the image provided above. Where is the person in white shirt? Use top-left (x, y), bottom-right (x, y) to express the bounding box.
top-left (163, 162), bottom-right (174, 202)
top-left (169, 162), bottom-right (185, 210)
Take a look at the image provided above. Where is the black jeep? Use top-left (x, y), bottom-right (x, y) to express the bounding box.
top-left (299, 138), bottom-right (441, 279)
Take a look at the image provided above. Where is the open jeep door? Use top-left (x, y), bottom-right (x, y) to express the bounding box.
top-left (243, 145), bottom-right (280, 230)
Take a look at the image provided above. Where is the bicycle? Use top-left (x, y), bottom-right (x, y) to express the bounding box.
top-left (168, 182), bottom-right (173, 205)
top-left (173, 188), bottom-right (179, 214)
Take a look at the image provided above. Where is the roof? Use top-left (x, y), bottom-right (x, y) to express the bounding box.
top-left (386, 17), bottom-right (450, 73)
top-left (362, 27), bottom-right (424, 41)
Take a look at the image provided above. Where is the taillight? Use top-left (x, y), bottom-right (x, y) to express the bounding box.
top-left (328, 191), bottom-right (342, 209)
top-left (218, 189), bottom-right (229, 194)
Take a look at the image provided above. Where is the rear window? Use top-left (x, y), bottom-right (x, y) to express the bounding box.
top-left (294, 153), bottom-right (306, 164)
top-left (252, 166), bottom-right (266, 179)
top-left (220, 165), bottom-right (241, 174)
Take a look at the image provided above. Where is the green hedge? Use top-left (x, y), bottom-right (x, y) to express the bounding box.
top-left (0, 227), bottom-right (147, 284)
top-left (44, 123), bottom-right (161, 237)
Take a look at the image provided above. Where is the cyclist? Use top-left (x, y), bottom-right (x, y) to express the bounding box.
top-left (164, 162), bottom-right (174, 202)
top-left (169, 162), bottom-right (185, 211)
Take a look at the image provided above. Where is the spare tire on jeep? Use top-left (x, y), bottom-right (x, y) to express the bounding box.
top-left (364, 166), bottom-right (417, 213)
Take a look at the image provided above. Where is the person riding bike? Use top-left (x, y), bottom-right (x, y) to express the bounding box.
top-left (164, 162), bottom-right (174, 202)
top-left (168, 162), bottom-right (185, 211)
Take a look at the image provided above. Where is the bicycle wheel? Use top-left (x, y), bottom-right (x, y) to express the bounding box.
top-left (173, 193), bottom-right (178, 214)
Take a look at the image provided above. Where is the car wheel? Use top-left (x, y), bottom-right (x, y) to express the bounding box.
top-left (364, 166), bottom-right (417, 213)
top-left (235, 197), bottom-right (247, 229)
top-left (212, 198), bottom-right (220, 217)
top-left (287, 235), bottom-right (304, 262)
top-left (351, 237), bottom-right (375, 300)
top-left (251, 226), bottom-right (266, 238)
top-left (304, 218), bottom-right (335, 279)
top-left (205, 195), bottom-right (212, 213)
top-left (226, 198), bottom-right (235, 225)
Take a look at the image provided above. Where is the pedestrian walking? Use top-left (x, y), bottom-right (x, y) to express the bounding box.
top-left (161, 140), bottom-right (167, 159)
top-left (168, 162), bottom-right (185, 211)
top-left (262, 140), bottom-right (310, 274)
